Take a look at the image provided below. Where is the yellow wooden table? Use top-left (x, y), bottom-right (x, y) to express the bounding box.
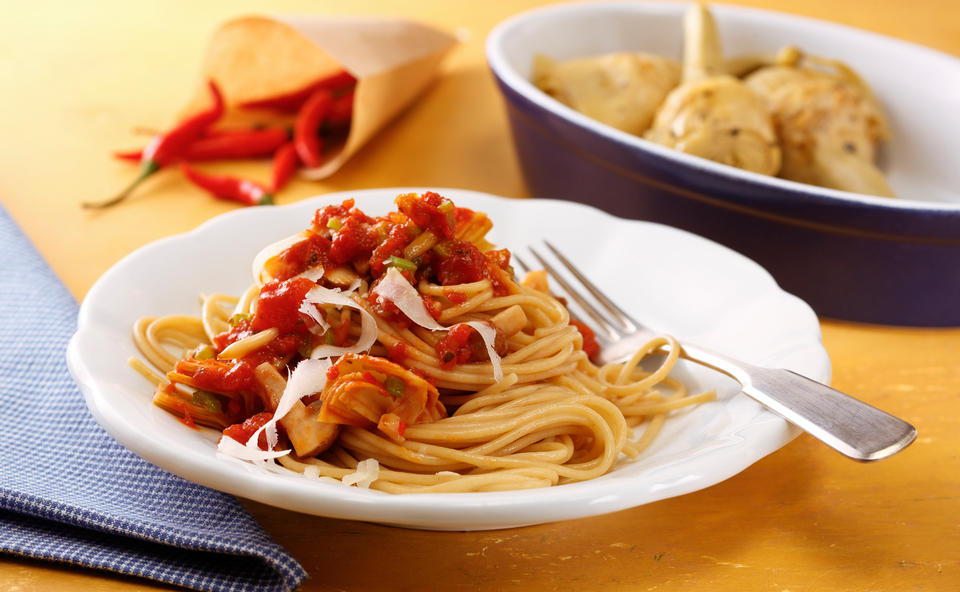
top-left (2, 1), bottom-right (958, 590)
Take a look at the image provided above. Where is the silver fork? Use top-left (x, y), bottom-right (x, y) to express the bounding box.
top-left (522, 241), bottom-right (917, 462)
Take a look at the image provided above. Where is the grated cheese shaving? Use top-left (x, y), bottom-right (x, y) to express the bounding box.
top-left (342, 458), bottom-right (380, 488)
top-left (372, 267), bottom-right (504, 381)
top-left (218, 358), bottom-right (331, 466)
top-left (373, 267), bottom-right (445, 330)
top-left (463, 321), bottom-right (504, 381)
top-left (297, 266), bottom-right (326, 283)
top-left (229, 248), bottom-right (504, 479)
top-left (216, 435), bottom-right (290, 469)
top-left (298, 300), bottom-right (331, 333)
top-left (302, 284), bottom-right (377, 358)
top-left (250, 231), bottom-right (308, 286)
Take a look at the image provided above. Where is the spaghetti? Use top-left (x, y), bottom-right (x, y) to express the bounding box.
top-left (131, 191), bottom-right (714, 493)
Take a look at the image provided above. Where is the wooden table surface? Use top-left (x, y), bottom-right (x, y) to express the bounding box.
top-left (2, 1), bottom-right (958, 590)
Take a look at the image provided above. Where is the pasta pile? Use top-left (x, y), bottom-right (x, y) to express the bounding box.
top-left (132, 192), bottom-right (714, 492)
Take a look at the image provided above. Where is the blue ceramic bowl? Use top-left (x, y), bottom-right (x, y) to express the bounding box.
top-left (487, 2), bottom-right (960, 326)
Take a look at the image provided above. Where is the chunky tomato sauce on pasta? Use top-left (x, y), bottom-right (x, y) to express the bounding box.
top-left (132, 191), bottom-right (713, 493)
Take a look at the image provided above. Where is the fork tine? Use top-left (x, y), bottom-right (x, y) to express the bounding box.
top-left (513, 253), bottom-right (531, 274)
top-left (528, 246), bottom-right (623, 341)
top-left (518, 251), bottom-right (616, 340)
top-left (543, 240), bottom-right (639, 332)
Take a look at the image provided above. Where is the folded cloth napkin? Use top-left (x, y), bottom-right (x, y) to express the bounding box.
top-left (0, 204), bottom-right (307, 592)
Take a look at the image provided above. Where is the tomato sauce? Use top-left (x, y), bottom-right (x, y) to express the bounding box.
top-left (221, 411), bottom-right (274, 449)
top-left (168, 398), bottom-right (196, 428)
top-left (422, 295), bottom-right (442, 321)
top-left (207, 195), bottom-right (521, 413)
top-left (483, 249), bottom-right (512, 296)
top-left (326, 365), bottom-right (340, 382)
top-left (435, 241), bottom-right (487, 285)
top-left (328, 213), bottom-right (380, 264)
top-left (570, 320), bottom-right (601, 360)
top-left (432, 241), bottom-right (512, 296)
top-left (178, 358), bottom-right (258, 394)
top-left (252, 277), bottom-right (317, 334)
top-left (369, 223), bottom-right (413, 275)
top-left (366, 285), bottom-right (409, 329)
top-left (397, 191), bottom-right (455, 238)
top-left (213, 318), bottom-right (253, 351)
top-left (312, 199), bottom-right (363, 232)
top-left (191, 277), bottom-right (320, 401)
top-left (267, 232), bottom-right (331, 282)
top-left (435, 323), bottom-right (491, 368)
top-left (248, 334), bottom-right (301, 367)
top-left (388, 342), bottom-right (408, 365)
top-left (445, 290), bottom-right (467, 305)
top-left (308, 199), bottom-right (384, 266)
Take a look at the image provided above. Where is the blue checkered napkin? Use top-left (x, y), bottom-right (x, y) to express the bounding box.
top-left (0, 205), bottom-right (307, 592)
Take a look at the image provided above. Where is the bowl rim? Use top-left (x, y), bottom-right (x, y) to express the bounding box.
top-left (485, 0), bottom-right (960, 213)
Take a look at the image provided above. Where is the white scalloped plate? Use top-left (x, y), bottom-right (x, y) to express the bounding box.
top-left (68, 188), bottom-right (829, 530)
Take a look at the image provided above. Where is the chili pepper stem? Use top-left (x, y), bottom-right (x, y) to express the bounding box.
top-left (82, 159), bottom-right (160, 209)
top-left (86, 80), bottom-right (224, 210)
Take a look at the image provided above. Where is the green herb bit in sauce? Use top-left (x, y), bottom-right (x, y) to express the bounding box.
top-left (388, 255), bottom-right (417, 272)
top-left (194, 344), bottom-right (215, 360)
top-left (384, 376), bottom-right (406, 398)
top-left (192, 390), bottom-right (222, 413)
top-left (228, 313), bottom-right (251, 326)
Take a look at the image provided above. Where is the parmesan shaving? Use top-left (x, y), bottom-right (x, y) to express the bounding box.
top-left (300, 467), bottom-right (339, 484)
top-left (343, 278), bottom-right (362, 294)
top-left (342, 458), bottom-right (380, 488)
top-left (276, 358), bottom-right (332, 424)
top-left (297, 266), bottom-right (325, 283)
top-left (372, 267), bottom-right (445, 330)
top-left (303, 283), bottom-right (377, 358)
top-left (217, 435), bottom-right (290, 465)
top-left (296, 269), bottom-right (353, 334)
top-left (218, 358), bottom-right (331, 467)
top-left (464, 321), bottom-right (504, 381)
top-left (298, 300), bottom-right (331, 333)
top-left (251, 231), bottom-right (308, 286)
top-left (372, 267), bottom-right (504, 381)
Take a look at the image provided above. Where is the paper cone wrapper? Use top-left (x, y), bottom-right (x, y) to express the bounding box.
top-left (189, 15), bottom-right (457, 179)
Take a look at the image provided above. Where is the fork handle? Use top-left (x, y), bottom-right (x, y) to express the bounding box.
top-left (682, 344), bottom-right (918, 461)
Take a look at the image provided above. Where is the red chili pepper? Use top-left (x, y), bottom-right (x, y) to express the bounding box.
top-left (270, 142), bottom-right (299, 192)
top-left (180, 127), bottom-right (290, 160)
top-left (113, 149), bottom-right (143, 161)
top-left (180, 163), bottom-right (274, 206)
top-left (294, 89), bottom-right (333, 168)
top-left (326, 90), bottom-right (355, 129)
top-left (114, 127), bottom-right (290, 163)
top-left (239, 70), bottom-right (356, 112)
top-left (85, 80), bottom-right (225, 209)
